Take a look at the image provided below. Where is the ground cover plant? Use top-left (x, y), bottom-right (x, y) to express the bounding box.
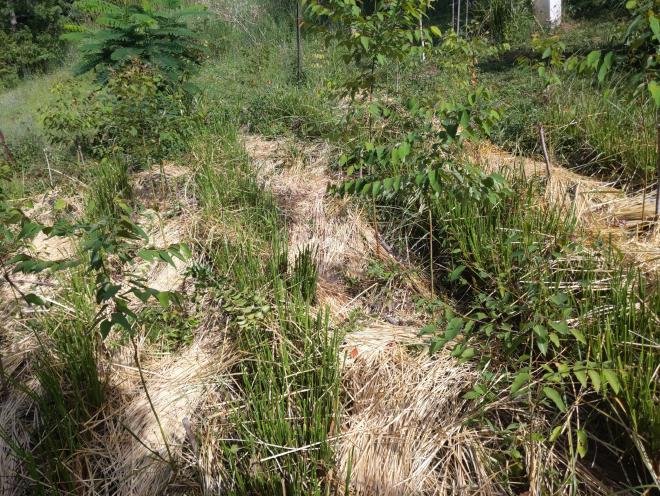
top-left (0, 0), bottom-right (658, 494)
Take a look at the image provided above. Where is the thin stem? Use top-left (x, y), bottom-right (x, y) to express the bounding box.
top-left (539, 124), bottom-right (552, 179)
top-left (131, 335), bottom-right (177, 474)
top-left (655, 123), bottom-right (660, 217)
top-left (457, 0), bottom-right (461, 36)
top-left (465, 0), bottom-right (469, 35)
top-left (428, 205), bottom-right (434, 299)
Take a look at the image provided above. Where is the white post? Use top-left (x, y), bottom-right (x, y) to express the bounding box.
top-left (534, 0), bottom-right (561, 28)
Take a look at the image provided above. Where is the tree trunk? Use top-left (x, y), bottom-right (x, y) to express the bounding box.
top-left (465, 0), bottom-right (469, 34)
top-left (8, 1), bottom-right (17, 33)
top-left (0, 130), bottom-right (15, 166)
top-left (456, 0), bottom-right (461, 36)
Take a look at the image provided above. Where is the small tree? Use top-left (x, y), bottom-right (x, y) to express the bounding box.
top-left (305, 0), bottom-right (437, 101)
top-left (62, 0), bottom-right (207, 84)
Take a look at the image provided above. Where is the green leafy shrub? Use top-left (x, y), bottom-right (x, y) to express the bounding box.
top-left (41, 62), bottom-right (198, 168)
top-left (40, 77), bottom-right (108, 153)
top-left (63, 0), bottom-right (207, 84)
top-left (306, 0), bottom-right (439, 98)
top-left (0, 0), bottom-right (73, 88)
top-left (567, 0), bottom-right (626, 18)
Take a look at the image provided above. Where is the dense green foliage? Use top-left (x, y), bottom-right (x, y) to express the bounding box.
top-left (567, 0), bottom-right (626, 17)
top-left (0, 0), bottom-right (73, 88)
top-left (41, 62), bottom-right (198, 168)
top-left (62, 0), bottom-right (207, 84)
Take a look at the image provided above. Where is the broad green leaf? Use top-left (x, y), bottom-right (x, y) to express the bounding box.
top-left (549, 292), bottom-right (569, 307)
top-left (549, 332), bottom-right (560, 348)
top-left (549, 320), bottom-right (569, 335)
top-left (543, 386), bottom-right (567, 413)
top-left (419, 323), bottom-right (437, 335)
top-left (428, 169), bottom-right (440, 192)
top-left (111, 312), bottom-right (132, 333)
top-left (429, 339), bottom-right (443, 354)
top-left (597, 51), bottom-right (614, 83)
top-left (586, 50), bottom-right (601, 69)
top-left (577, 429), bottom-right (588, 458)
top-left (463, 389), bottom-right (483, 400)
top-left (588, 369), bottom-right (601, 393)
top-left (510, 371), bottom-right (530, 396)
top-left (570, 328), bottom-right (587, 345)
top-left (180, 243), bottom-right (192, 259)
top-left (18, 222), bottom-right (43, 240)
top-left (371, 180), bottom-right (381, 197)
top-left (360, 36), bottom-right (370, 51)
top-left (100, 319), bottom-right (112, 339)
top-left (460, 347), bottom-right (475, 359)
top-left (96, 283), bottom-right (121, 303)
top-left (157, 291), bottom-right (172, 308)
top-left (448, 265), bottom-right (466, 282)
top-left (549, 425), bottom-right (563, 442)
top-left (54, 199), bottom-right (68, 211)
top-left (649, 15), bottom-right (660, 41)
top-left (573, 368), bottom-right (588, 389)
top-left (602, 368), bottom-right (621, 394)
top-left (24, 293), bottom-right (46, 306)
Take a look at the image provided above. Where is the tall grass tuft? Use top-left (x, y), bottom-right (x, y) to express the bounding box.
top-left (16, 271), bottom-right (105, 493)
top-left (379, 168), bottom-right (659, 487)
top-left (85, 159), bottom-right (132, 221)
top-left (192, 127), bottom-right (341, 493)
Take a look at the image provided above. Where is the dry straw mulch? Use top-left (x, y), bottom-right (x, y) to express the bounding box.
top-left (477, 143), bottom-right (660, 276)
top-left (245, 134), bottom-right (612, 495)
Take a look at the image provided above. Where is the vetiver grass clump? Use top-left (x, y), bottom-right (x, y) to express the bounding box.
top-left (190, 128), bottom-right (342, 493)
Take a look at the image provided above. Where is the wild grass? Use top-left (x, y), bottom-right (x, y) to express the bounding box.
top-left (195, 9), bottom-right (347, 141)
top-left (84, 159), bottom-right (132, 221)
top-left (0, 68), bottom-right (90, 198)
top-left (191, 126), bottom-right (342, 493)
top-left (16, 271), bottom-right (104, 494)
top-left (544, 77), bottom-right (657, 187)
top-left (377, 167), bottom-right (659, 489)
top-left (1, 2), bottom-right (657, 493)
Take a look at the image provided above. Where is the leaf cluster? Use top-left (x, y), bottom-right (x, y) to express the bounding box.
top-left (63, 0), bottom-right (208, 84)
top-left (40, 62), bottom-right (198, 168)
top-left (329, 91), bottom-right (505, 202)
top-left (4, 195), bottom-right (189, 339)
top-left (305, 0), bottom-right (439, 96)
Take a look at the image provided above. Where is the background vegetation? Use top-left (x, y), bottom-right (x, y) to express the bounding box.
top-left (0, 0), bottom-right (658, 494)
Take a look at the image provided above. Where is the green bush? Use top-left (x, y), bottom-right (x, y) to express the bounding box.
top-left (63, 0), bottom-right (207, 84)
top-left (566, 0), bottom-right (626, 18)
top-left (472, 0), bottom-right (534, 44)
top-left (0, 0), bottom-right (73, 88)
top-left (41, 62), bottom-right (198, 168)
